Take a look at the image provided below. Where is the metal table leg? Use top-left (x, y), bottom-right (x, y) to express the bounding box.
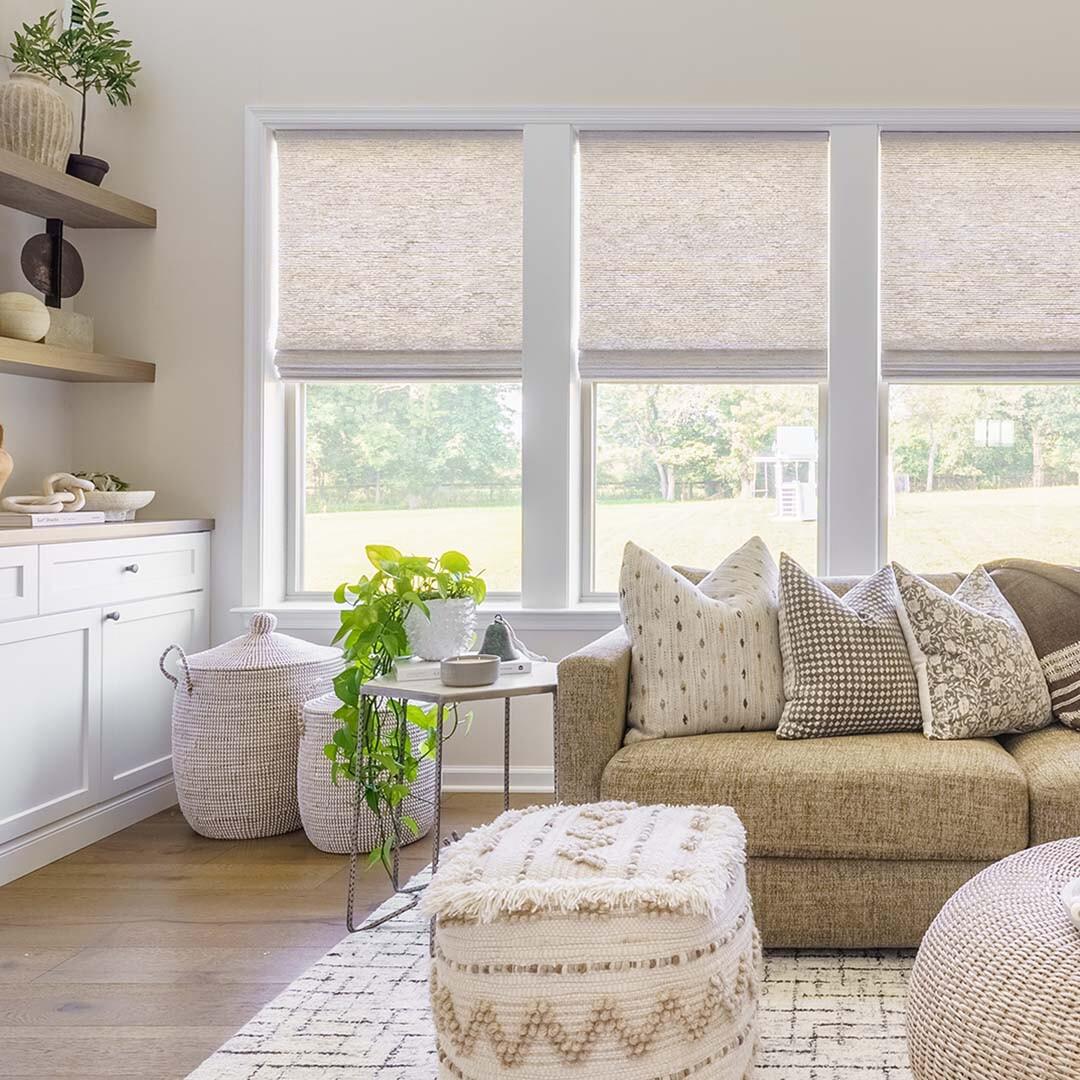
top-left (503, 696), bottom-right (511, 812)
top-left (429, 702), bottom-right (445, 954)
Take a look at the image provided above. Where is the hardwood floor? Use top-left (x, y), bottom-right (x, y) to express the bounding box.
top-left (0, 793), bottom-right (538, 1079)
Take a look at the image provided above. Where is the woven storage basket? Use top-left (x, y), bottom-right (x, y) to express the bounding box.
top-left (425, 801), bottom-right (760, 1080)
top-left (298, 691), bottom-right (436, 854)
top-left (907, 838), bottom-right (1080, 1080)
top-left (160, 612), bottom-right (342, 840)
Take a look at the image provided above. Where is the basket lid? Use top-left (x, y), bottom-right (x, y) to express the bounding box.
top-left (185, 612), bottom-right (341, 672)
top-left (303, 690), bottom-right (341, 715)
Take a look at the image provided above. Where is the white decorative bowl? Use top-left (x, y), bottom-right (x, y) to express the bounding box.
top-left (1063, 878), bottom-right (1080, 930)
top-left (81, 489), bottom-right (156, 521)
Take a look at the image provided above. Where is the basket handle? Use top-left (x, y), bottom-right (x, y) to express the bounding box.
top-left (159, 644), bottom-right (194, 696)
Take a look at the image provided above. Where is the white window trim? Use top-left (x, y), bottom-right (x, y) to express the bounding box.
top-left (242, 106), bottom-right (1080, 631)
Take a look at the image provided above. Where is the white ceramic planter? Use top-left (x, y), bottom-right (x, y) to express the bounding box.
top-left (404, 598), bottom-right (477, 660)
top-left (0, 73), bottom-right (73, 171)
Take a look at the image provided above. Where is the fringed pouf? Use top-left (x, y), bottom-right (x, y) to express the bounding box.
top-left (907, 838), bottom-right (1080, 1080)
top-left (425, 801), bottom-right (760, 1080)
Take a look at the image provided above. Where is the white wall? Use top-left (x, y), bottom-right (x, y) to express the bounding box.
top-left (6, 0), bottom-right (1080, 782)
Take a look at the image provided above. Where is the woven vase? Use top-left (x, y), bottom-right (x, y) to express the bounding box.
top-left (0, 73), bottom-right (73, 171)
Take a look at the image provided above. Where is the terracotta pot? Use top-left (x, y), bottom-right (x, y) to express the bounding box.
top-left (0, 73), bottom-right (73, 171)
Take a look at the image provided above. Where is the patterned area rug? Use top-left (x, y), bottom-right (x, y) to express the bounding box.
top-left (187, 883), bottom-right (914, 1079)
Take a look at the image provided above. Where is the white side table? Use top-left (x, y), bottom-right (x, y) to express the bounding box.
top-left (345, 662), bottom-right (558, 933)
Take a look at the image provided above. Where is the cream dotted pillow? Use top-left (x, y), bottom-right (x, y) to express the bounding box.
top-left (893, 564), bottom-right (1052, 739)
top-left (619, 537), bottom-right (784, 741)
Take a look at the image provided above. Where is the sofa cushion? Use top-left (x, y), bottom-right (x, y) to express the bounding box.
top-left (777, 555), bottom-right (921, 738)
top-left (894, 565), bottom-right (1052, 739)
top-left (1000, 724), bottom-right (1080, 846)
top-left (620, 537), bottom-right (784, 739)
top-left (600, 730), bottom-right (1028, 861)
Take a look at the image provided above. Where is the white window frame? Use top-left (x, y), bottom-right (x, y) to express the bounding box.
top-left (242, 106), bottom-right (1080, 629)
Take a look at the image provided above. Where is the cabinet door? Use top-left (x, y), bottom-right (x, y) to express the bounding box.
top-left (100, 591), bottom-right (209, 799)
top-left (0, 545), bottom-right (38, 621)
top-left (0, 610), bottom-right (101, 844)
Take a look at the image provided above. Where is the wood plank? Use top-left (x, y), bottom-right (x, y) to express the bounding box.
top-left (0, 948), bottom-right (79, 983)
top-left (0, 336), bottom-right (155, 383)
top-left (0, 148), bottom-right (156, 229)
top-left (0, 983), bottom-right (274, 1028)
top-left (36, 946), bottom-right (331, 985)
top-left (0, 1027), bottom-right (234, 1076)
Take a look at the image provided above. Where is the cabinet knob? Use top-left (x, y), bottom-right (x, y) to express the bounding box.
top-left (123, 563), bottom-right (140, 574)
top-left (105, 611), bottom-right (121, 622)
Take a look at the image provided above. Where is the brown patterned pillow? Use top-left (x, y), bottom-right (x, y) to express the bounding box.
top-left (776, 554), bottom-right (921, 739)
top-left (988, 560), bottom-right (1080, 731)
top-left (893, 564), bottom-right (1052, 739)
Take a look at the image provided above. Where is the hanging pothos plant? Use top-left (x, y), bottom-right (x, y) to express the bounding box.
top-left (326, 545), bottom-right (485, 875)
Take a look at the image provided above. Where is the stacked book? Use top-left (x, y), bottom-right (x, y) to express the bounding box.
top-left (392, 656), bottom-right (532, 682)
top-left (0, 511), bottom-right (106, 528)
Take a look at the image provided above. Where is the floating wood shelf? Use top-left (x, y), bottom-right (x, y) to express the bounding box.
top-left (0, 148), bottom-right (156, 228)
top-left (0, 336), bottom-right (155, 382)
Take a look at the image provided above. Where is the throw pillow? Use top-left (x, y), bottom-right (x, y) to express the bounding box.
top-left (619, 537), bottom-right (784, 740)
top-left (776, 554), bottom-right (921, 739)
top-left (988, 559), bottom-right (1080, 731)
top-left (892, 564), bottom-right (1052, 739)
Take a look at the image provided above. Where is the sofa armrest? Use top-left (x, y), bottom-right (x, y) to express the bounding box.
top-left (556, 627), bottom-right (631, 804)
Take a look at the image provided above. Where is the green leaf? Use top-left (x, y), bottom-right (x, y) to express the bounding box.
top-left (438, 550), bottom-right (470, 574)
top-left (366, 544), bottom-right (401, 568)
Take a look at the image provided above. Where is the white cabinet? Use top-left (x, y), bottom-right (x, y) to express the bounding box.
top-left (0, 609), bottom-right (101, 844)
top-left (100, 591), bottom-right (209, 799)
top-left (0, 525), bottom-right (211, 881)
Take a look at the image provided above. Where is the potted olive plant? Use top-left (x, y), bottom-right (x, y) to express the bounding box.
top-left (326, 545), bottom-right (485, 876)
top-left (5, 0), bottom-right (139, 185)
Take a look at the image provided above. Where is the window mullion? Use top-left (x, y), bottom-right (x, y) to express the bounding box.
top-left (825, 124), bottom-right (882, 575)
top-left (521, 123), bottom-right (579, 607)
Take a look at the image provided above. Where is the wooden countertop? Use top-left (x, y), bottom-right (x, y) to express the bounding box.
top-left (0, 518), bottom-right (214, 547)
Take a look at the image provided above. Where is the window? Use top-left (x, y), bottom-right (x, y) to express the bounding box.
top-left (579, 132), bottom-right (828, 591)
top-left (250, 112), bottom-right (1080, 615)
top-left (300, 383), bottom-right (521, 594)
top-left (273, 129), bottom-right (524, 595)
top-left (590, 384), bottom-right (820, 592)
top-left (888, 384), bottom-right (1080, 570)
top-left (882, 132), bottom-right (1080, 569)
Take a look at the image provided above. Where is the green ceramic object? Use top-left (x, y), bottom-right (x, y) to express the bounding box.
top-left (480, 615), bottom-right (519, 660)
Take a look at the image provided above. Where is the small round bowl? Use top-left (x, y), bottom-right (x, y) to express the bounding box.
top-left (440, 654), bottom-right (500, 687)
top-left (81, 490), bottom-right (155, 520)
top-left (1062, 878), bottom-right (1080, 931)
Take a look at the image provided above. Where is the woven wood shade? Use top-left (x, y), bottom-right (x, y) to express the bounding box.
top-left (578, 131), bottom-right (829, 381)
top-left (882, 132), bottom-right (1080, 379)
top-left (274, 130), bottom-right (522, 380)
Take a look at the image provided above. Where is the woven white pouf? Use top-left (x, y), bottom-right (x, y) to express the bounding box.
top-left (425, 801), bottom-right (760, 1080)
top-left (907, 838), bottom-right (1080, 1080)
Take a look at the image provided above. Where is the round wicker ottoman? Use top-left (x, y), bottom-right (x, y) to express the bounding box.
top-left (907, 838), bottom-right (1080, 1080)
top-left (425, 801), bottom-right (760, 1080)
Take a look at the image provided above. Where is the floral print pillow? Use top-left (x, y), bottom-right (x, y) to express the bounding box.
top-left (892, 564), bottom-right (1052, 739)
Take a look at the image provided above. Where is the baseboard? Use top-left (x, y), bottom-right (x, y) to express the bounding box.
top-left (441, 765), bottom-right (555, 793)
top-left (0, 777), bottom-right (178, 886)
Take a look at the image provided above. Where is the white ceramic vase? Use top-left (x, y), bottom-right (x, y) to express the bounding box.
top-left (404, 598), bottom-right (477, 661)
top-left (0, 73), bottom-right (73, 171)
